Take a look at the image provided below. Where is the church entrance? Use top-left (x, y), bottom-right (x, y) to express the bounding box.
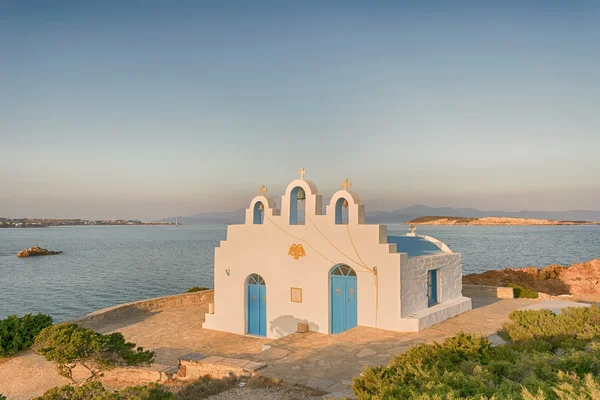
top-left (247, 274), bottom-right (266, 336)
top-left (330, 265), bottom-right (357, 334)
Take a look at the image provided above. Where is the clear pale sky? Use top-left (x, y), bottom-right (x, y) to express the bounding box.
top-left (1, 1), bottom-right (599, 221)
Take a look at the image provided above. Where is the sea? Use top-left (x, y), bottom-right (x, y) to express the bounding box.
top-left (1, 224), bottom-right (598, 322)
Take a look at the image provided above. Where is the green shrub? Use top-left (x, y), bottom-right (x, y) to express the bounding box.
top-left (0, 394), bottom-right (6, 400)
top-left (186, 286), bottom-right (210, 293)
top-left (352, 322), bottom-right (600, 400)
top-left (34, 323), bottom-right (154, 382)
top-left (0, 313), bottom-right (53, 357)
top-left (33, 381), bottom-right (174, 400)
top-left (507, 283), bottom-right (539, 298)
top-left (500, 305), bottom-right (600, 347)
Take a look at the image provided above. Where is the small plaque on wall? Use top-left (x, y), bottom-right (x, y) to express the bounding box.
top-left (290, 287), bottom-right (302, 303)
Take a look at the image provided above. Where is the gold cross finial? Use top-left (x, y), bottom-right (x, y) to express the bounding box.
top-left (340, 178), bottom-right (352, 191)
top-left (258, 185), bottom-right (267, 196)
top-left (299, 168), bottom-right (306, 180)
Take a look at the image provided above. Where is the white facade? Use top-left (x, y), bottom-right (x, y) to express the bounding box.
top-left (203, 175), bottom-right (471, 339)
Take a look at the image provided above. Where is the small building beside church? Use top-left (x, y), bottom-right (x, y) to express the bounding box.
top-left (203, 170), bottom-right (471, 339)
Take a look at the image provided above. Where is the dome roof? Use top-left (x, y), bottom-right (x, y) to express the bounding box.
top-left (387, 235), bottom-right (447, 257)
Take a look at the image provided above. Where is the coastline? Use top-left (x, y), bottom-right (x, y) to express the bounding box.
top-left (406, 216), bottom-right (599, 226)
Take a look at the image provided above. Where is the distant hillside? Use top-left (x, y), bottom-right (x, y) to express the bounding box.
top-left (159, 205), bottom-right (600, 225)
top-left (407, 216), bottom-right (598, 226)
top-left (366, 204), bottom-right (600, 224)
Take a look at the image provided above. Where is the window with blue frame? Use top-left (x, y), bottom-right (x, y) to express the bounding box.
top-left (427, 269), bottom-right (438, 307)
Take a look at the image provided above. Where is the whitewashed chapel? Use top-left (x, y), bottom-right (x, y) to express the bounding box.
top-left (203, 169), bottom-right (471, 339)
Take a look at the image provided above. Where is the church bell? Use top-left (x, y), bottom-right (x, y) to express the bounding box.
top-left (258, 203), bottom-right (264, 211)
top-left (342, 199), bottom-right (349, 208)
top-left (297, 188), bottom-right (306, 201)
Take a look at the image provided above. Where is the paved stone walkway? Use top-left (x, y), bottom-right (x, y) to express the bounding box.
top-left (247, 297), bottom-right (538, 396)
top-left (104, 297), bottom-right (540, 397)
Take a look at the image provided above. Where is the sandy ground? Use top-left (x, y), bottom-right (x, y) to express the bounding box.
top-left (0, 350), bottom-right (70, 399)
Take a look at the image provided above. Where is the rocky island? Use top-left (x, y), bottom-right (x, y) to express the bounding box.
top-left (17, 246), bottom-right (63, 257)
top-left (407, 216), bottom-right (598, 226)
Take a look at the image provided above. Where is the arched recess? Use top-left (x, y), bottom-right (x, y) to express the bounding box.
top-left (247, 274), bottom-right (266, 336)
top-left (335, 197), bottom-right (349, 224)
top-left (326, 190), bottom-right (364, 225)
top-left (289, 186), bottom-right (306, 225)
top-left (253, 201), bottom-right (264, 224)
top-left (329, 264), bottom-right (357, 334)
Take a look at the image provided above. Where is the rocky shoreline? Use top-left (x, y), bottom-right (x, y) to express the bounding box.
top-left (463, 258), bottom-right (600, 296)
top-left (408, 216), bottom-right (598, 226)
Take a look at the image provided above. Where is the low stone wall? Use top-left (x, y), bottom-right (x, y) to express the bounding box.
top-left (75, 290), bottom-right (214, 329)
top-left (463, 285), bottom-right (514, 299)
top-left (176, 353), bottom-right (266, 381)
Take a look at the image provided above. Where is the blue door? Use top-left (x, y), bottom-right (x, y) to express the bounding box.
top-left (427, 269), bottom-right (438, 307)
top-left (330, 265), bottom-right (358, 334)
top-left (247, 274), bottom-right (266, 336)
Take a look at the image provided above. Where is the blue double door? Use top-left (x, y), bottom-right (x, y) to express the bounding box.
top-left (247, 274), bottom-right (267, 336)
top-left (330, 269), bottom-right (358, 334)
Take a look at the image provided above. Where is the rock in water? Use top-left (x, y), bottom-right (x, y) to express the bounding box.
top-left (17, 246), bottom-right (62, 257)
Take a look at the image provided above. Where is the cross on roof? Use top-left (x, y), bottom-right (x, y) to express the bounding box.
top-left (340, 177), bottom-right (352, 191)
top-left (299, 168), bottom-right (306, 180)
top-left (258, 185), bottom-right (267, 196)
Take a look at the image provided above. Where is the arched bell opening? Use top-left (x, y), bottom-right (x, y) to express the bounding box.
top-left (289, 186), bottom-right (306, 225)
top-left (253, 201), bottom-right (265, 224)
top-left (335, 197), bottom-right (349, 224)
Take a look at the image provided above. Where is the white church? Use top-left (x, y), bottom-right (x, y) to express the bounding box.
top-left (203, 169), bottom-right (471, 339)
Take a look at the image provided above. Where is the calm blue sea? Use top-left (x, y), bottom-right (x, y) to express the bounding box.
top-left (1, 224), bottom-right (598, 322)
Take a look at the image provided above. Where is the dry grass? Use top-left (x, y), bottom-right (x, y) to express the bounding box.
top-left (166, 374), bottom-right (283, 400)
top-left (245, 376), bottom-right (281, 389)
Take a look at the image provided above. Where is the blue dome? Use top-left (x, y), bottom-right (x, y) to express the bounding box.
top-left (387, 235), bottom-right (445, 257)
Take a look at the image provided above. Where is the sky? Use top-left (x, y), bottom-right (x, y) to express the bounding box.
top-left (1, 1), bottom-right (599, 221)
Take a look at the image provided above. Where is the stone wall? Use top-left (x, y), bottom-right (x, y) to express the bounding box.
top-left (462, 285), bottom-right (514, 299)
top-left (75, 290), bottom-right (214, 330)
top-left (401, 254), bottom-right (462, 317)
top-left (177, 353), bottom-right (266, 381)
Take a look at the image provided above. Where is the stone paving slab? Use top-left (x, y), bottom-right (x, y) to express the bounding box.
top-left (179, 352), bottom-right (207, 361)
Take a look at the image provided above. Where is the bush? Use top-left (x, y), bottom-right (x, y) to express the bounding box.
top-left (500, 305), bottom-right (600, 347)
top-left (0, 313), bottom-right (53, 357)
top-left (186, 286), bottom-right (209, 293)
top-left (0, 394), bottom-right (6, 400)
top-left (33, 381), bottom-right (174, 400)
top-left (507, 283), bottom-right (539, 298)
top-left (34, 323), bottom-right (155, 382)
top-left (352, 307), bottom-right (600, 400)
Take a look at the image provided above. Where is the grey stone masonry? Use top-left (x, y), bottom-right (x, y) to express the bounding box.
top-left (401, 254), bottom-right (462, 317)
top-left (177, 354), bottom-right (267, 380)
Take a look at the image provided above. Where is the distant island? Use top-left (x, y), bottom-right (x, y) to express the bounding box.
top-left (0, 218), bottom-right (176, 228)
top-left (406, 216), bottom-right (599, 226)
top-left (160, 204), bottom-right (600, 225)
